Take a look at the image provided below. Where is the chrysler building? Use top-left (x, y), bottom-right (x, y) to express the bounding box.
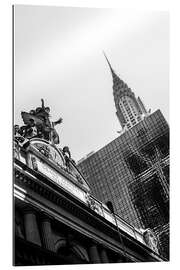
top-left (104, 53), bottom-right (149, 131)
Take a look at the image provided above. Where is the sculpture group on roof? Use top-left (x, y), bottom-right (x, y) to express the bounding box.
top-left (14, 99), bottom-right (63, 145)
top-left (14, 99), bottom-right (79, 168)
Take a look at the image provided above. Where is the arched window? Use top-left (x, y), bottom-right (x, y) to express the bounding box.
top-left (55, 238), bottom-right (89, 263)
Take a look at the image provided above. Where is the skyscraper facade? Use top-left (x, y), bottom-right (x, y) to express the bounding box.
top-left (78, 57), bottom-right (169, 259)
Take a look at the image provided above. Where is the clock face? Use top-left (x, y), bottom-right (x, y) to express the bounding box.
top-left (30, 139), bottom-right (65, 168)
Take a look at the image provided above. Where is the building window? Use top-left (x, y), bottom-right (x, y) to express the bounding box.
top-left (127, 154), bottom-right (148, 176)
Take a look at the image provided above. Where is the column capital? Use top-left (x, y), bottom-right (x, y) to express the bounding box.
top-left (39, 212), bottom-right (53, 222)
top-left (21, 205), bottom-right (38, 215)
top-left (88, 239), bottom-right (99, 247)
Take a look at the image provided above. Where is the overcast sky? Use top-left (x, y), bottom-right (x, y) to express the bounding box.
top-left (14, 5), bottom-right (169, 161)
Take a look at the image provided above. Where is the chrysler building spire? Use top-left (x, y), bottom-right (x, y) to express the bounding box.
top-left (103, 51), bottom-right (126, 88)
top-left (103, 53), bottom-right (148, 131)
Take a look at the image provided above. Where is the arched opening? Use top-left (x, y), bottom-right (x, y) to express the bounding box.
top-left (55, 238), bottom-right (89, 264)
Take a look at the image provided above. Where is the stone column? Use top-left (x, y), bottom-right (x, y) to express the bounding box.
top-left (88, 243), bottom-right (101, 264)
top-left (23, 209), bottom-right (41, 246)
top-left (41, 216), bottom-right (55, 252)
top-left (99, 248), bottom-right (109, 263)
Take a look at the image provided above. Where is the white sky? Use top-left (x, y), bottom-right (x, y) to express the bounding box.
top-left (14, 5), bottom-right (169, 161)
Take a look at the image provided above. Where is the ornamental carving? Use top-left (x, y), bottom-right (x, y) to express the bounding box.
top-left (85, 193), bottom-right (103, 216)
top-left (143, 229), bottom-right (159, 254)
